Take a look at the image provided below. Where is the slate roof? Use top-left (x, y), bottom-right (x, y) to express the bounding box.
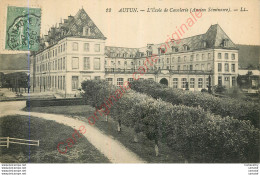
top-left (38, 8), bottom-right (106, 52)
top-left (106, 24), bottom-right (238, 58)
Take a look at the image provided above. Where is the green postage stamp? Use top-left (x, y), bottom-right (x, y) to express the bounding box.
top-left (5, 6), bottom-right (41, 51)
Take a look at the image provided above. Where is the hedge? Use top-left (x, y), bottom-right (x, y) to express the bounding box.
top-left (130, 79), bottom-right (260, 128)
top-left (81, 80), bottom-right (259, 163)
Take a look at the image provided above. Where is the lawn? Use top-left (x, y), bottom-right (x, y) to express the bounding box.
top-left (27, 105), bottom-right (185, 163)
top-left (0, 115), bottom-right (110, 163)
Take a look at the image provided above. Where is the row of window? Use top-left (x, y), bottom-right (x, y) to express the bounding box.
top-left (71, 57), bottom-right (101, 70)
top-left (36, 57), bottom-right (66, 72)
top-left (106, 77), bottom-right (154, 86)
top-left (36, 43), bottom-right (67, 63)
top-left (172, 78), bottom-right (208, 88)
top-left (218, 63), bottom-right (236, 72)
top-left (218, 76), bottom-right (236, 86)
top-left (36, 76), bottom-right (66, 90)
top-left (72, 42), bottom-right (101, 52)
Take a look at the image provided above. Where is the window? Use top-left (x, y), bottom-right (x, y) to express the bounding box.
top-left (94, 58), bottom-right (100, 70)
top-left (231, 54), bottom-right (235, 60)
top-left (208, 53), bottom-right (211, 60)
top-left (190, 65), bottom-right (193, 71)
top-left (177, 65), bottom-right (180, 71)
top-left (184, 56), bottom-right (187, 62)
top-left (125, 61), bottom-right (127, 65)
top-left (207, 63), bottom-right (211, 71)
top-left (63, 57), bottom-right (65, 70)
top-left (190, 55), bottom-right (194, 61)
top-left (117, 78), bottom-right (124, 87)
top-left (218, 53), bottom-right (222, 59)
top-left (195, 64), bottom-right (199, 70)
top-left (118, 61), bottom-right (121, 65)
top-left (84, 43), bottom-right (89, 52)
top-left (63, 76), bottom-right (65, 90)
top-left (63, 43), bottom-right (65, 51)
top-left (172, 57), bottom-right (175, 62)
top-left (178, 57), bottom-right (181, 62)
top-left (232, 77), bottom-right (236, 86)
top-left (225, 63), bottom-right (229, 72)
top-left (218, 63), bottom-right (222, 72)
top-left (72, 57), bottom-right (79, 69)
top-left (105, 60), bottom-right (107, 65)
top-left (201, 64), bottom-right (205, 70)
top-left (196, 54), bottom-right (199, 60)
top-left (231, 64), bottom-right (235, 72)
top-left (183, 65), bottom-right (187, 70)
top-left (131, 62), bottom-right (133, 65)
top-left (106, 78), bottom-right (113, 85)
top-left (198, 78), bottom-right (203, 88)
top-left (94, 76), bottom-right (100, 80)
top-left (127, 78), bottom-right (134, 83)
top-left (173, 78), bottom-right (178, 88)
top-left (84, 57), bottom-right (90, 70)
top-left (218, 76), bottom-right (222, 86)
top-left (206, 78), bottom-right (209, 87)
top-left (73, 42), bottom-right (78, 51)
top-left (181, 78), bottom-right (187, 88)
top-left (167, 58), bottom-right (169, 63)
top-left (55, 60), bottom-right (57, 70)
top-left (190, 78), bottom-right (195, 88)
top-left (95, 44), bottom-right (100, 52)
top-left (225, 53), bottom-right (228, 59)
top-left (202, 54), bottom-right (205, 60)
top-left (72, 76), bottom-right (79, 90)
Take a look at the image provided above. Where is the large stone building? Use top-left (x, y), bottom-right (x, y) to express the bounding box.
top-left (30, 8), bottom-right (239, 97)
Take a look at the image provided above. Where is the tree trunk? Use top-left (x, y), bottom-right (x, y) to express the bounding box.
top-left (155, 139), bottom-right (159, 157)
top-left (117, 120), bottom-right (121, 132)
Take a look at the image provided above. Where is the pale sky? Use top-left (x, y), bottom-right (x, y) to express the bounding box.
top-left (0, 0), bottom-right (259, 54)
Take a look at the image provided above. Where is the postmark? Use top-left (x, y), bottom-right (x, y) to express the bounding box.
top-left (5, 6), bottom-right (41, 51)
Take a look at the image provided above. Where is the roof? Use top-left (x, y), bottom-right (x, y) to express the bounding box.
top-left (38, 8), bottom-right (106, 52)
top-left (105, 24), bottom-right (238, 58)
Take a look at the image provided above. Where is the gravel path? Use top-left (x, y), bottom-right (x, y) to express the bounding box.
top-left (0, 101), bottom-right (145, 163)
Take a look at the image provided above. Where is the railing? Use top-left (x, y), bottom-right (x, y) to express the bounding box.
top-left (0, 137), bottom-right (39, 148)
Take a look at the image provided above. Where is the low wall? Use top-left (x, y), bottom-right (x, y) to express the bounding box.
top-left (26, 98), bottom-right (87, 108)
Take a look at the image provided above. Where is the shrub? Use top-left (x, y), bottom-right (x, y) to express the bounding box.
top-left (81, 80), bottom-right (259, 162)
top-left (130, 80), bottom-right (260, 128)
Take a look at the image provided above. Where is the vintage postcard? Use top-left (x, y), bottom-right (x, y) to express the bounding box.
top-left (0, 0), bottom-right (259, 174)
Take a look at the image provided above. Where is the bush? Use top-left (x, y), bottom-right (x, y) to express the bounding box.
top-left (130, 80), bottom-right (260, 128)
top-left (81, 80), bottom-right (259, 163)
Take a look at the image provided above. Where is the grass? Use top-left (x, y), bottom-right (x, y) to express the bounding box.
top-left (0, 115), bottom-right (110, 163)
top-left (27, 105), bottom-right (185, 163)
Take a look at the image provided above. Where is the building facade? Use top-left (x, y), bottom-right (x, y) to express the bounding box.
top-left (30, 8), bottom-right (239, 97)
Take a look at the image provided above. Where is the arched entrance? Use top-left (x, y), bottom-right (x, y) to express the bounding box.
top-left (159, 78), bottom-right (168, 86)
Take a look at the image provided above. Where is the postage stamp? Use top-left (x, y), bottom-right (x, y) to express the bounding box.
top-left (5, 6), bottom-right (41, 51)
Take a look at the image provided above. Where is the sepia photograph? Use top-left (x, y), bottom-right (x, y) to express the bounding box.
top-left (0, 0), bottom-right (259, 173)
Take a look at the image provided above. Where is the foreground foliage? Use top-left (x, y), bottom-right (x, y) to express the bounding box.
top-left (82, 80), bottom-right (259, 163)
top-left (131, 80), bottom-right (260, 128)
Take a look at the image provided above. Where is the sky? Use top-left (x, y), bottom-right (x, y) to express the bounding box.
top-left (0, 0), bottom-right (259, 54)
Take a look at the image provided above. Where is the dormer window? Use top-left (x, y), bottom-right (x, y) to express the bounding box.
top-left (203, 41), bottom-right (207, 48)
top-left (161, 48), bottom-right (165, 54)
top-left (123, 53), bottom-right (127, 57)
top-left (172, 46), bottom-right (178, 52)
top-left (223, 39), bottom-right (229, 47)
top-left (83, 26), bottom-right (90, 36)
top-left (183, 45), bottom-right (189, 51)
